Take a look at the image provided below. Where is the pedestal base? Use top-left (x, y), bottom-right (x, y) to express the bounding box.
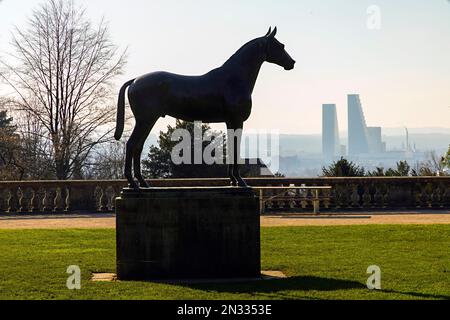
top-left (116, 187), bottom-right (260, 280)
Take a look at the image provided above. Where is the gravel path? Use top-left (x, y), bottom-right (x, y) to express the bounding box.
top-left (0, 211), bottom-right (449, 229)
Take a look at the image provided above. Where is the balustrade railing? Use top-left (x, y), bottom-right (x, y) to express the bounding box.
top-left (0, 177), bottom-right (448, 214)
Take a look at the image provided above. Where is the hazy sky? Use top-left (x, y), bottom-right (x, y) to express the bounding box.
top-left (1, 0), bottom-right (450, 134)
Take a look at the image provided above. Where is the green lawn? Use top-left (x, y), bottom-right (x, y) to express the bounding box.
top-left (0, 225), bottom-right (449, 300)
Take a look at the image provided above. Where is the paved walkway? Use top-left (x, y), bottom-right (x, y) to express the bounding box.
top-left (0, 211), bottom-right (449, 229)
top-left (262, 212), bottom-right (450, 226)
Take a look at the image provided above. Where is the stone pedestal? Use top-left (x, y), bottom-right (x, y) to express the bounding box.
top-left (116, 187), bottom-right (260, 280)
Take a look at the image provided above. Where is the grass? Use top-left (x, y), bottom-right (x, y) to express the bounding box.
top-left (0, 225), bottom-right (449, 300)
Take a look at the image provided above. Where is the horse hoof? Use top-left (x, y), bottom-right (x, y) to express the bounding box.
top-left (139, 181), bottom-right (150, 188)
top-left (128, 181), bottom-right (140, 190)
top-left (237, 178), bottom-right (249, 188)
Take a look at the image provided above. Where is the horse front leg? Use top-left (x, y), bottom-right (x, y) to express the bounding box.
top-left (227, 121), bottom-right (248, 188)
top-left (228, 164), bottom-right (237, 186)
top-left (226, 123), bottom-right (238, 186)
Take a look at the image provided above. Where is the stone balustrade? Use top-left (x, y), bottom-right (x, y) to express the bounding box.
top-left (0, 177), bottom-right (449, 214)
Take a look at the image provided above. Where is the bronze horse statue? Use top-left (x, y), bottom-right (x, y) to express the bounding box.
top-left (114, 27), bottom-right (295, 189)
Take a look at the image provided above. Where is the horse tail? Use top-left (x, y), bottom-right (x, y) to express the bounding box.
top-left (114, 79), bottom-right (135, 140)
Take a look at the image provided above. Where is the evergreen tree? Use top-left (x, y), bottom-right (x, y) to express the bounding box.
top-left (0, 108), bottom-right (22, 179)
top-left (142, 120), bottom-right (226, 178)
top-left (321, 157), bottom-right (365, 177)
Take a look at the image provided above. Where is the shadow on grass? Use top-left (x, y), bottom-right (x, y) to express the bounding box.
top-left (177, 276), bottom-right (449, 300)
top-left (380, 289), bottom-right (450, 300)
top-left (180, 276), bottom-right (366, 299)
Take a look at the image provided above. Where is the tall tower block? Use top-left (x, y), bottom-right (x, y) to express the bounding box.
top-left (322, 104), bottom-right (340, 160)
top-left (348, 94), bottom-right (370, 155)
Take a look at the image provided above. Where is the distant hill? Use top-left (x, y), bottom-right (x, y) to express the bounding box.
top-left (382, 134), bottom-right (449, 153)
top-left (381, 127), bottom-right (450, 135)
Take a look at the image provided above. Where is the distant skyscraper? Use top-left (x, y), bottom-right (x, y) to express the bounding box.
top-left (322, 104), bottom-right (340, 160)
top-left (348, 94), bottom-right (370, 155)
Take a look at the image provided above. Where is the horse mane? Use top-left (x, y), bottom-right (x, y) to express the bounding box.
top-left (223, 37), bottom-right (265, 66)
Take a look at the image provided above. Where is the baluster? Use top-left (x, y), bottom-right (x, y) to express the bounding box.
top-left (312, 184), bottom-right (320, 212)
top-left (439, 183), bottom-right (446, 208)
top-left (105, 186), bottom-right (115, 211)
top-left (382, 184), bottom-right (389, 209)
top-left (293, 186), bottom-right (300, 211)
top-left (350, 184), bottom-right (360, 208)
top-left (300, 189), bottom-right (308, 210)
top-left (95, 186), bottom-right (107, 212)
top-left (17, 187), bottom-right (24, 212)
top-left (425, 183), bottom-right (433, 208)
top-left (430, 183), bottom-right (441, 208)
top-left (333, 185), bottom-right (341, 209)
top-left (35, 188), bottom-right (43, 212)
top-left (42, 188), bottom-right (49, 212)
top-left (414, 183), bottom-right (422, 208)
top-left (279, 188), bottom-right (285, 210)
top-left (294, 187), bottom-right (302, 210)
top-left (64, 187), bottom-right (70, 212)
top-left (408, 183), bottom-right (415, 208)
top-left (341, 184), bottom-right (351, 209)
top-left (306, 188), bottom-right (313, 210)
top-left (418, 184), bottom-right (427, 208)
top-left (5, 189), bottom-right (13, 213)
top-left (362, 184), bottom-right (371, 208)
top-left (96, 186), bottom-right (103, 211)
top-left (374, 184), bottom-right (383, 208)
top-left (53, 187), bottom-right (62, 212)
top-left (287, 187), bottom-right (295, 210)
top-left (285, 187), bottom-right (293, 210)
top-left (323, 187), bottom-right (331, 209)
top-left (29, 188), bottom-right (36, 213)
top-left (437, 183), bottom-right (445, 208)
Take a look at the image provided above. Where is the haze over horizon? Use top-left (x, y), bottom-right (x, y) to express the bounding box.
top-left (1, 0), bottom-right (450, 134)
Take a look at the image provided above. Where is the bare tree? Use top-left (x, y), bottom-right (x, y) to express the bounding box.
top-left (15, 110), bottom-right (55, 179)
top-left (0, 0), bottom-right (126, 179)
top-left (83, 139), bottom-right (126, 179)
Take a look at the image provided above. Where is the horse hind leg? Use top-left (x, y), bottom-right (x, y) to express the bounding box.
top-left (125, 121), bottom-right (149, 189)
top-left (133, 117), bottom-right (158, 188)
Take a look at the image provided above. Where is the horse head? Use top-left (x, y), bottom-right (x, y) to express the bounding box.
top-left (264, 27), bottom-right (296, 70)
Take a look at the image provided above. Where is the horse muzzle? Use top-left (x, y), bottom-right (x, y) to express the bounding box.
top-left (284, 59), bottom-right (295, 71)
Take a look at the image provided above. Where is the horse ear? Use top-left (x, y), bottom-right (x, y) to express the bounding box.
top-left (268, 26), bottom-right (277, 38)
top-left (265, 27), bottom-right (272, 37)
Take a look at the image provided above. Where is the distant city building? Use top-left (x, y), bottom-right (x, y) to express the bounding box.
top-left (321, 94), bottom-right (386, 159)
top-left (367, 126), bottom-right (385, 153)
top-left (322, 104), bottom-right (340, 160)
top-left (347, 94), bottom-right (370, 155)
